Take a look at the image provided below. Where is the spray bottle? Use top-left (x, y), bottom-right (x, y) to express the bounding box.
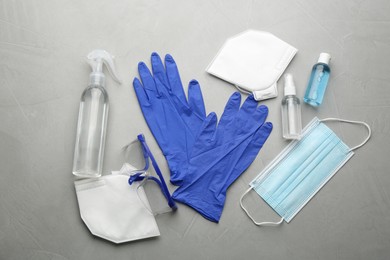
top-left (281, 74), bottom-right (302, 140)
top-left (73, 50), bottom-right (121, 178)
top-left (303, 53), bottom-right (331, 107)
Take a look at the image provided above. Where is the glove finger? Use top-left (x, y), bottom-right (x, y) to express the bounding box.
top-left (151, 52), bottom-right (170, 94)
top-left (239, 105), bottom-right (269, 134)
top-left (251, 105), bottom-right (269, 126)
top-left (133, 77), bottom-right (150, 106)
top-left (218, 92), bottom-right (241, 130)
top-left (165, 54), bottom-right (187, 104)
top-left (232, 95), bottom-right (259, 137)
top-left (224, 122), bottom-right (273, 189)
top-left (138, 62), bottom-right (160, 98)
top-left (214, 92), bottom-right (241, 144)
top-left (194, 112), bottom-right (217, 146)
top-left (188, 80), bottom-right (206, 119)
top-left (241, 122), bottom-right (273, 167)
top-left (237, 94), bottom-right (258, 121)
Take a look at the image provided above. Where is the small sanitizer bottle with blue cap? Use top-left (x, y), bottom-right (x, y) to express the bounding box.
top-left (304, 53), bottom-right (331, 107)
top-left (73, 50), bottom-right (121, 178)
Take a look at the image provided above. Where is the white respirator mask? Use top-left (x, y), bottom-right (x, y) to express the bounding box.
top-left (74, 171), bottom-right (160, 244)
top-left (207, 30), bottom-right (297, 101)
top-left (74, 134), bottom-right (177, 243)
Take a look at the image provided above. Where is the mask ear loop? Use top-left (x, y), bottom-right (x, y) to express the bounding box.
top-left (240, 187), bottom-right (284, 226)
top-left (234, 84), bottom-right (252, 95)
top-left (320, 118), bottom-right (371, 152)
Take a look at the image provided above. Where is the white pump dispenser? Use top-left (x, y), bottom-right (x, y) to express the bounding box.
top-left (73, 50), bottom-right (121, 178)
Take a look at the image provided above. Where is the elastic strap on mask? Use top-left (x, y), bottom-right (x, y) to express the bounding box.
top-left (234, 84), bottom-right (252, 95)
top-left (320, 118), bottom-right (371, 152)
top-left (240, 187), bottom-right (284, 226)
top-left (234, 84), bottom-right (278, 101)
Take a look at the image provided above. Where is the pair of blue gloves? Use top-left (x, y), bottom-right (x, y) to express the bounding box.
top-left (133, 53), bottom-right (273, 222)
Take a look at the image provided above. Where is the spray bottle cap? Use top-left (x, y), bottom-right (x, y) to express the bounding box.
top-left (317, 53), bottom-right (331, 65)
top-left (87, 49), bottom-right (121, 87)
top-left (284, 73), bottom-right (296, 96)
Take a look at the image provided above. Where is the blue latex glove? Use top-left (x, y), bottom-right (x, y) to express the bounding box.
top-left (172, 93), bottom-right (273, 222)
top-left (133, 53), bottom-right (206, 185)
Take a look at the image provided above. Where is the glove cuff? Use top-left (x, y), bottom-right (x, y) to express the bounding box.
top-left (172, 190), bottom-right (224, 223)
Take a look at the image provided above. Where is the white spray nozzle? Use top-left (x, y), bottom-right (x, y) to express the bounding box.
top-left (87, 49), bottom-right (121, 86)
top-left (284, 73), bottom-right (296, 96)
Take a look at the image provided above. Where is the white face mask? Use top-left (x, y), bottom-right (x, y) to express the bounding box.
top-left (206, 30), bottom-right (297, 101)
top-left (74, 172), bottom-right (160, 244)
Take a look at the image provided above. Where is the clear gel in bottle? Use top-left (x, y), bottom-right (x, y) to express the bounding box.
top-left (281, 74), bottom-right (302, 140)
top-left (304, 53), bottom-right (331, 107)
top-left (73, 50), bottom-right (121, 178)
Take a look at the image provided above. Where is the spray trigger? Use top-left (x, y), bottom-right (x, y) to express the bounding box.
top-left (87, 49), bottom-right (121, 86)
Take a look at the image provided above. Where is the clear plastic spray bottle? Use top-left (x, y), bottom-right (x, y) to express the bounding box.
top-left (304, 53), bottom-right (331, 107)
top-left (72, 50), bottom-right (121, 178)
top-left (281, 74), bottom-right (302, 140)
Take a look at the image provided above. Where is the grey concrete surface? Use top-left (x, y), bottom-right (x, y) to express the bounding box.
top-left (1, 0), bottom-right (390, 259)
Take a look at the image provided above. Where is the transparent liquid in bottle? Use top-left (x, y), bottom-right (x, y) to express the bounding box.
top-left (281, 95), bottom-right (302, 139)
top-left (72, 85), bottom-right (109, 178)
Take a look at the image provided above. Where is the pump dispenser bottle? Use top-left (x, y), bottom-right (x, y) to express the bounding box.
top-left (281, 74), bottom-right (302, 140)
top-left (73, 50), bottom-right (121, 178)
top-left (304, 53), bottom-right (331, 107)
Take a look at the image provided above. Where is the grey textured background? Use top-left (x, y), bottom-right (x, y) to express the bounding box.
top-left (1, 0), bottom-right (390, 259)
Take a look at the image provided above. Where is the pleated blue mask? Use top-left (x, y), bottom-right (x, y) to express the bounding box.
top-left (240, 117), bottom-right (371, 226)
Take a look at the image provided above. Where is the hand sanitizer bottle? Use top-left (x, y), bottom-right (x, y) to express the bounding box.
top-left (73, 50), bottom-right (121, 178)
top-left (304, 53), bottom-right (331, 107)
top-left (281, 74), bottom-right (302, 140)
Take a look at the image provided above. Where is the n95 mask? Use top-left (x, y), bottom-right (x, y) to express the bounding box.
top-left (240, 117), bottom-right (371, 226)
top-left (74, 173), bottom-right (160, 243)
top-left (206, 30), bottom-right (297, 100)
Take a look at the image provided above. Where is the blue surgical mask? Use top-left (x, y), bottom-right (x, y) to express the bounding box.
top-left (240, 117), bottom-right (371, 226)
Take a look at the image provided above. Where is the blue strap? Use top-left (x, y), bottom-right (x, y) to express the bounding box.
top-left (128, 134), bottom-right (177, 211)
top-left (128, 173), bottom-right (162, 190)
